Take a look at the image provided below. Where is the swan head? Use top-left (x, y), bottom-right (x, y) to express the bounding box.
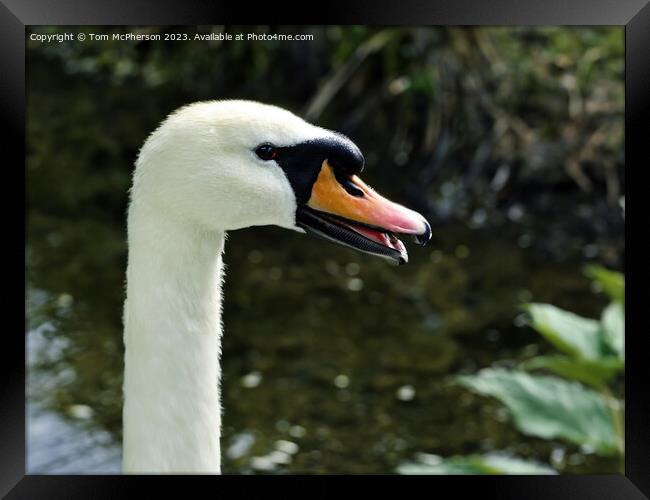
top-left (134, 100), bottom-right (431, 263)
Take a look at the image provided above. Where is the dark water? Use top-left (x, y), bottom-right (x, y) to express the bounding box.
top-left (27, 217), bottom-right (619, 474)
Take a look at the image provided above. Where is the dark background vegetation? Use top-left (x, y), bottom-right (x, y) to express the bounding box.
top-left (26, 26), bottom-right (624, 474)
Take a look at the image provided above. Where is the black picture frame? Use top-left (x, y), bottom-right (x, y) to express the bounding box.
top-left (4, 0), bottom-right (646, 497)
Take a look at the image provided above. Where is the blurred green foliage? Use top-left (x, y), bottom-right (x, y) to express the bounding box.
top-left (398, 452), bottom-right (556, 475)
top-left (400, 266), bottom-right (624, 474)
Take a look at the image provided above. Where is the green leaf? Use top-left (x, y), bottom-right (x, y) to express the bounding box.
top-left (455, 369), bottom-right (620, 456)
top-left (601, 302), bottom-right (624, 360)
top-left (397, 453), bottom-right (556, 475)
top-left (521, 355), bottom-right (623, 389)
top-left (584, 265), bottom-right (625, 304)
top-left (523, 303), bottom-right (603, 361)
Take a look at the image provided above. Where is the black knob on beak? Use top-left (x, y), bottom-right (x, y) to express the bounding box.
top-left (328, 137), bottom-right (365, 176)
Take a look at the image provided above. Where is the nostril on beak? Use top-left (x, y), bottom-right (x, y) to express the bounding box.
top-left (413, 219), bottom-right (432, 246)
top-left (333, 170), bottom-right (364, 197)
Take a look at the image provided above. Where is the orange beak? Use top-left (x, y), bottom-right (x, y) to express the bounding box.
top-left (308, 160), bottom-right (430, 236)
top-left (296, 160), bottom-right (431, 264)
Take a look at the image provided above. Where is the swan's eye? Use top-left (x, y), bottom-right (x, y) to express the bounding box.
top-left (255, 144), bottom-right (278, 161)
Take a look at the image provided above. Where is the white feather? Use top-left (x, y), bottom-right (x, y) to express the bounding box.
top-left (122, 100), bottom-right (336, 473)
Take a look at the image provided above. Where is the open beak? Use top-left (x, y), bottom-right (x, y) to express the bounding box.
top-left (296, 160), bottom-right (431, 264)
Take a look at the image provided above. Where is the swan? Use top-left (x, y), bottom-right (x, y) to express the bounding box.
top-left (122, 100), bottom-right (431, 474)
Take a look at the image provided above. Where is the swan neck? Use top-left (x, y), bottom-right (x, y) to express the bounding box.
top-left (123, 201), bottom-right (225, 473)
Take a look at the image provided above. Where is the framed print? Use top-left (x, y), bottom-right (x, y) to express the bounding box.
top-left (3, 0), bottom-right (647, 497)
